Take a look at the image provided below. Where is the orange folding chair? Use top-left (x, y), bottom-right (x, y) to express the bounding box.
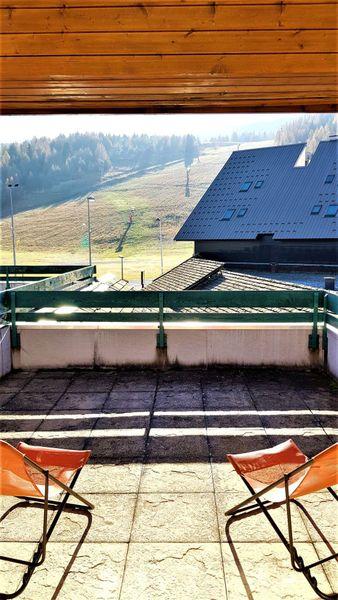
top-left (0, 440), bottom-right (94, 599)
top-left (226, 439), bottom-right (338, 599)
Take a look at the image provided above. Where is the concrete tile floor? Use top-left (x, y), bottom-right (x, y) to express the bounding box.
top-left (0, 367), bottom-right (337, 599)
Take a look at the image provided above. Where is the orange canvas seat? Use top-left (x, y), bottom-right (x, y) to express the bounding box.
top-left (0, 440), bottom-right (93, 599)
top-left (226, 439), bottom-right (337, 599)
top-left (227, 439), bottom-right (338, 503)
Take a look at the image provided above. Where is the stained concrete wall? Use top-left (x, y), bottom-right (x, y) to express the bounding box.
top-left (12, 322), bottom-right (322, 370)
top-left (0, 325), bottom-right (12, 378)
top-left (327, 325), bottom-right (338, 379)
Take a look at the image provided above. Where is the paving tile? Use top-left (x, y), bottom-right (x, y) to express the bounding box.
top-left (131, 493), bottom-right (218, 542)
top-left (251, 394), bottom-right (308, 411)
top-left (105, 391), bottom-right (154, 412)
top-left (86, 415), bottom-right (149, 459)
top-left (3, 392), bottom-right (62, 412)
top-left (313, 541), bottom-right (338, 592)
top-left (0, 375), bottom-right (32, 392)
top-left (0, 392), bottom-right (16, 408)
top-left (207, 432), bottom-right (268, 461)
top-left (51, 494), bottom-right (136, 543)
top-left (216, 492), bottom-right (313, 543)
top-left (36, 369), bottom-right (76, 378)
top-left (54, 393), bottom-right (108, 411)
top-left (211, 462), bottom-right (248, 493)
top-left (30, 428), bottom-right (89, 450)
top-left (0, 542), bottom-right (127, 600)
top-left (120, 543), bottom-right (226, 600)
top-left (66, 378), bottom-right (114, 393)
top-left (154, 391), bottom-right (203, 410)
top-left (22, 378), bottom-right (70, 393)
top-left (204, 392), bottom-right (255, 411)
top-left (140, 462), bottom-right (213, 493)
top-left (222, 541), bottom-right (333, 599)
top-left (36, 414), bottom-right (96, 435)
top-left (157, 382), bottom-right (201, 393)
top-left (147, 428), bottom-right (209, 461)
top-left (113, 372), bottom-right (157, 392)
top-left (0, 414), bottom-right (43, 433)
top-left (296, 491), bottom-right (338, 543)
top-left (76, 460), bottom-right (142, 494)
top-left (206, 413), bottom-right (262, 429)
top-left (268, 434), bottom-right (331, 457)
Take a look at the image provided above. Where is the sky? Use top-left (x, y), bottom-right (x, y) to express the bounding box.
top-left (0, 113), bottom-right (300, 144)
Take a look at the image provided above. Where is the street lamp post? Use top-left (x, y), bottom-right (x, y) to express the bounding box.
top-left (86, 195), bottom-right (95, 265)
top-left (7, 183), bottom-right (19, 268)
top-left (156, 217), bottom-right (164, 275)
top-left (120, 255), bottom-right (124, 280)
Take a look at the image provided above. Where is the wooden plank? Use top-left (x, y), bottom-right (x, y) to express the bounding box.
top-left (3, 30), bottom-right (336, 56)
top-left (1, 75), bottom-right (336, 88)
top-left (3, 97), bottom-right (337, 108)
top-left (2, 0), bottom-right (337, 7)
top-left (2, 91), bottom-right (337, 101)
top-left (1, 5), bottom-right (335, 34)
top-left (2, 84), bottom-right (337, 96)
top-left (2, 54), bottom-right (337, 80)
top-left (2, 102), bottom-right (336, 114)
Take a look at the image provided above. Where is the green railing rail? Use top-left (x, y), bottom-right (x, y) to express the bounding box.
top-left (1, 287), bottom-right (333, 352)
top-left (0, 264), bottom-right (93, 286)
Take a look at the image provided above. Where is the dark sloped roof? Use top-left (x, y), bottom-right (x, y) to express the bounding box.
top-left (146, 257), bottom-right (314, 292)
top-left (146, 257), bottom-right (223, 291)
top-left (200, 270), bottom-right (313, 291)
top-left (175, 139), bottom-right (338, 242)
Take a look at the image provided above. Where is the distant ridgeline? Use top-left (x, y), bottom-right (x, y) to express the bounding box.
top-left (0, 132), bottom-right (200, 215)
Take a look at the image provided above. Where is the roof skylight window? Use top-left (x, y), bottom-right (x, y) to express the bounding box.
top-left (239, 181), bottom-right (252, 192)
top-left (221, 209), bottom-right (235, 221)
top-left (237, 208), bottom-right (247, 217)
top-left (325, 204), bottom-right (338, 217)
top-left (254, 180), bottom-right (264, 189)
top-left (311, 205), bottom-right (322, 215)
top-left (325, 174), bottom-right (335, 184)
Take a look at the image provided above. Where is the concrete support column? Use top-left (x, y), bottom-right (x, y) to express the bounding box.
top-left (0, 325), bottom-right (12, 378)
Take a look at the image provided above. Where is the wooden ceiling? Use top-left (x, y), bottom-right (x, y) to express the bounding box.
top-left (1, 0), bottom-right (337, 114)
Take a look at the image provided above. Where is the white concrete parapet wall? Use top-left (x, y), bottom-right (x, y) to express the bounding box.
top-left (12, 322), bottom-right (322, 370)
top-left (327, 325), bottom-right (338, 379)
top-left (0, 325), bottom-right (12, 377)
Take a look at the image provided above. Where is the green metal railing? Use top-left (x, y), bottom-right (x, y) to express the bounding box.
top-left (0, 264), bottom-right (90, 286)
top-left (1, 265), bottom-right (337, 353)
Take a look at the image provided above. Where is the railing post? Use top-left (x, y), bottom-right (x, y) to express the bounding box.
top-left (308, 291), bottom-right (319, 351)
top-left (322, 293), bottom-right (328, 366)
top-left (157, 292), bottom-right (167, 348)
top-left (5, 267), bottom-right (10, 290)
top-left (10, 291), bottom-right (20, 349)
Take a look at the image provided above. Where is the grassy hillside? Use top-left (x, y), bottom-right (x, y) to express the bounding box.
top-left (0, 143), bottom-right (268, 281)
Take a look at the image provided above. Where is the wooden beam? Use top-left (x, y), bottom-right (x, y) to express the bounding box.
top-left (2, 30), bottom-right (336, 56)
top-left (2, 54), bottom-right (337, 81)
top-left (1, 4), bottom-right (335, 34)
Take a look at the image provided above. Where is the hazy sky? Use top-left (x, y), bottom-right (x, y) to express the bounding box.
top-left (0, 113), bottom-right (300, 144)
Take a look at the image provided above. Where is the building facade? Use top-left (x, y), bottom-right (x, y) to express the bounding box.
top-left (176, 139), bottom-right (338, 265)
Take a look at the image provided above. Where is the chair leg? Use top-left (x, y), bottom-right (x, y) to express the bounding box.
top-left (0, 471), bottom-right (92, 599)
top-left (226, 487), bottom-right (337, 600)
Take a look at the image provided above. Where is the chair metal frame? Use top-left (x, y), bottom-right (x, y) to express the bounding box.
top-left (225, 458), bottom-right (338, 600)
top-left (0, 453), bottom-right (94, 600)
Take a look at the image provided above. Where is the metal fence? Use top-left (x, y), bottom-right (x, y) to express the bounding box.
top-left (1, 265), bottom-right (337, 353)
